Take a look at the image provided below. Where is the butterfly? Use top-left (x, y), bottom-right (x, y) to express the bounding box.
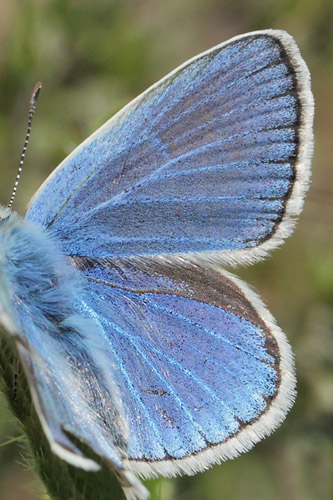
top-left (0, 29), bottom-right (313, 499)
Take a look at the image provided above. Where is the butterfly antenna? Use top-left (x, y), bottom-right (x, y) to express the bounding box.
top-left (8, 82), bottom-right (42, 209)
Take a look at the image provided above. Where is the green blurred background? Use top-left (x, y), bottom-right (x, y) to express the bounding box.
top-left (0, 0), bottom-right (332, 499)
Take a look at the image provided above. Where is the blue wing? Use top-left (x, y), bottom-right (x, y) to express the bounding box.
top-left (0, 211), bottom-right (295, 482)
top-left (72, 256), bottom-right (295, 476)
top-left (26, 30), bottom-right (313, 265)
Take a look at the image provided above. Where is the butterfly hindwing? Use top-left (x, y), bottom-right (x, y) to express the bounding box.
top-left (72, 256), bottom-right (295, 477)
top-left (26, 30), bottom-right (313, 265)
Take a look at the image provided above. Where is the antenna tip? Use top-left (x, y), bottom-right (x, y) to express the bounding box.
top-left (31, 82), bottom-right (42, 103)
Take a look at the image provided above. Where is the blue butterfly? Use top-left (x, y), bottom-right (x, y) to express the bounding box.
top-left (0, 30), bottom-right (313, 499)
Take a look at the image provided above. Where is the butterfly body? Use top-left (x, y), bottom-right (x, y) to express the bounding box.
top-left (0, 30), bottom-right (313, 500)
top-left (0, 208), bottom-right (132, 467)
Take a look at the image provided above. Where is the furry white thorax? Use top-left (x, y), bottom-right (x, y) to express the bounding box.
top-left (0, 207), bottom-right (80, 335)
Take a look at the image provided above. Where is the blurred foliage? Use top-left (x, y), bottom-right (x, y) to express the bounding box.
top-left (0, 0), bottom-right (332, 499)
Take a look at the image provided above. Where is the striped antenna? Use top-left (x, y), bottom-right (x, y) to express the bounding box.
top-left (8, 82), bottom-right (42, 209)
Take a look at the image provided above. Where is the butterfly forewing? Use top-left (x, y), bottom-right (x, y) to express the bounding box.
top-left (27, 30), bottom-right (313, 266)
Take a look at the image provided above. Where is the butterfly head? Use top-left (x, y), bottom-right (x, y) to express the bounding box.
top-left (0, 205), bottom-right (12, 222)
